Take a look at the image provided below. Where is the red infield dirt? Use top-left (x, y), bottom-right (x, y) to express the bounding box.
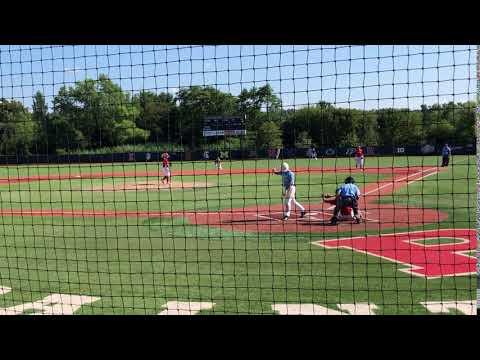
top-left (0, 166), bottom-right (448, 234)
top-left (178, 166), bottom-right (448, 233)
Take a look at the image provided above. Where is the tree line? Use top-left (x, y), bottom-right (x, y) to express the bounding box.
top-left (0, 74), bottom-right (475, 155)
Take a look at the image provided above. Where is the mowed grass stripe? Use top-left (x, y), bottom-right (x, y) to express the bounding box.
top-left (0, 216), bottom-right (475, 314)
top-left (0, 155), bottom-right (473, 178)
top-left (0, 156), bottom-right (475, 314)
top-left (0, 172), bottom-right (385, 212)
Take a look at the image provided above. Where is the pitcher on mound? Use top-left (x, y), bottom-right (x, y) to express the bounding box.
top-left (161, 149), bottom-right (171, 185)
top-left (354, 146), bottom-right (365, 169)
top-left (272, 162), bottom-right (306, 221)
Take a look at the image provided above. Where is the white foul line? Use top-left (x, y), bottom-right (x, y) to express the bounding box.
top-left (363, 168), bottom-right (437, 196)
top-left (406, 170), bottom-right (438, 185)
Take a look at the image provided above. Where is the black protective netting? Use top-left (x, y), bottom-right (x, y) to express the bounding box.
top-left (0, 45), bottom-right (476, 315)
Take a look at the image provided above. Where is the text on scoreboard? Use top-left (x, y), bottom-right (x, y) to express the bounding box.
top-left (203, 116), bottom-right (246, 137)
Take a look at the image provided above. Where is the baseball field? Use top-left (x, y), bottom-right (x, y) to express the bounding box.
top-left (0, 155), bottom-right (476, 315)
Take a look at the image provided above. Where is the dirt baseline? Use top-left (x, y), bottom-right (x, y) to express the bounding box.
top-left (183, 166), bottom-right (448, 233)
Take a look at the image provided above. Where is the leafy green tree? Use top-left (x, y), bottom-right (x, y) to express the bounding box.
top-left (281, 105), bottom-right (331, 147)
top-left (421, 104), bottom-right (436, 141)
top-left (427, 120), bottom-right (455, 146)
top-left (48, 112), bottom-right (88, 153)
top-left (237, 84), bottom-right (283, 139)
top-left (32, 91), bottom-right (49, 152)
top-left (53, 74), bottom-right (148, 148)
top-left (237, 84), bottom-right (282, 117)
top-left (376, 108), bottom-right (422, 147)
top-left (176, 86), bottom-right (237, 149)
top-left (418, 101), bottom-right (475, 146)
top-left (449, 101), bottom-right (475, 145)
top-left (293, 103), bottom-right (355, 147)
top-left (0, 98), bottom-right (36, 155)
top-left (132, 91), bottom-right (178, 143)
top-left (352, 109), bottom-right (378, 146)
top-left (3, 77), bottom-right (476, 155)
top-left (256, 121), bottom-right (283, 149)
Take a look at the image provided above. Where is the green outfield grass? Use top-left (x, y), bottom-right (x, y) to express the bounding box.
top-left (0, 173), bottom-right (387, 212)
top-left (0, 154), bottom-right (473, 177)
top-left (0, 155), bottom-right (476, 315)
top-left (378, 159), bottom-right (476, 230)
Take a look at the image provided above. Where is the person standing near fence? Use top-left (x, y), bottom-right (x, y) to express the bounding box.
top-left (441, 143), bottom-right (451, 167)
top-left (275, 147), bottom-right (281, 159)
top-left (214, 156), bottom-right (223, 170)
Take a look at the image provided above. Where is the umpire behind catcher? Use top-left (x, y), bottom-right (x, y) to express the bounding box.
top-left (330, 176), bottom-right (361, 225)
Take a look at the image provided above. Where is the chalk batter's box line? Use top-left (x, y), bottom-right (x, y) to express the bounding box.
top-left (256, 213), bottom-right (284, 222)
top-left (256, 211), bottom-right (321, 222)
top-left (255, 211), bottom-right (380, 223)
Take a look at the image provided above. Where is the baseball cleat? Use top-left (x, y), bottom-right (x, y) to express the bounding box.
top-left (330, 217), bottom-right (338, 225)
top-left (282, 216), bottom-right (289, 221)
top-left (300, 210), bottom-right (306, 218)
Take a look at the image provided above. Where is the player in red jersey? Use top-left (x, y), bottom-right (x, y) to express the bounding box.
top-left (354, 146), bottom-right (365, 169)
top-left (161, 149), bottom-right (171, 185)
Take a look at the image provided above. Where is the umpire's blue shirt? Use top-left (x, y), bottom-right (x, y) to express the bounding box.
top-left (275, 170), bottom-right (295, 189)
top-left (336, 183), bottom-right (361, 199)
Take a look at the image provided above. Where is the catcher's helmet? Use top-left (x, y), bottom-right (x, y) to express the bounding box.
top-left (345, 176), bottom-right (355, 184)
top-left (281, 162), bottom-right (289, 171)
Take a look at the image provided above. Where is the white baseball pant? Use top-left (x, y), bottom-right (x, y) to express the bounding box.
top-left (283, 185), bottom-right (305, 217)
top-left (355, 156), bottom-right (364, 168)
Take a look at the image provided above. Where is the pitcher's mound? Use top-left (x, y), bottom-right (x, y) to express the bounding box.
top-left (90, 181), bottom-right (214, 191)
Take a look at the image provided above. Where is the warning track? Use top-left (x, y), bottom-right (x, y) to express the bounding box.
top-left (0, 166), bottom-right (448, 234)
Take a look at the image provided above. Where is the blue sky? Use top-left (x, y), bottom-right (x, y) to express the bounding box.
top-left (0, 45), bottom-right (476, 111)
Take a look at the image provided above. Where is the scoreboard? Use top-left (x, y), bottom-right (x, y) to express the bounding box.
top-left (203, 116), bottom-right (246, 137)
